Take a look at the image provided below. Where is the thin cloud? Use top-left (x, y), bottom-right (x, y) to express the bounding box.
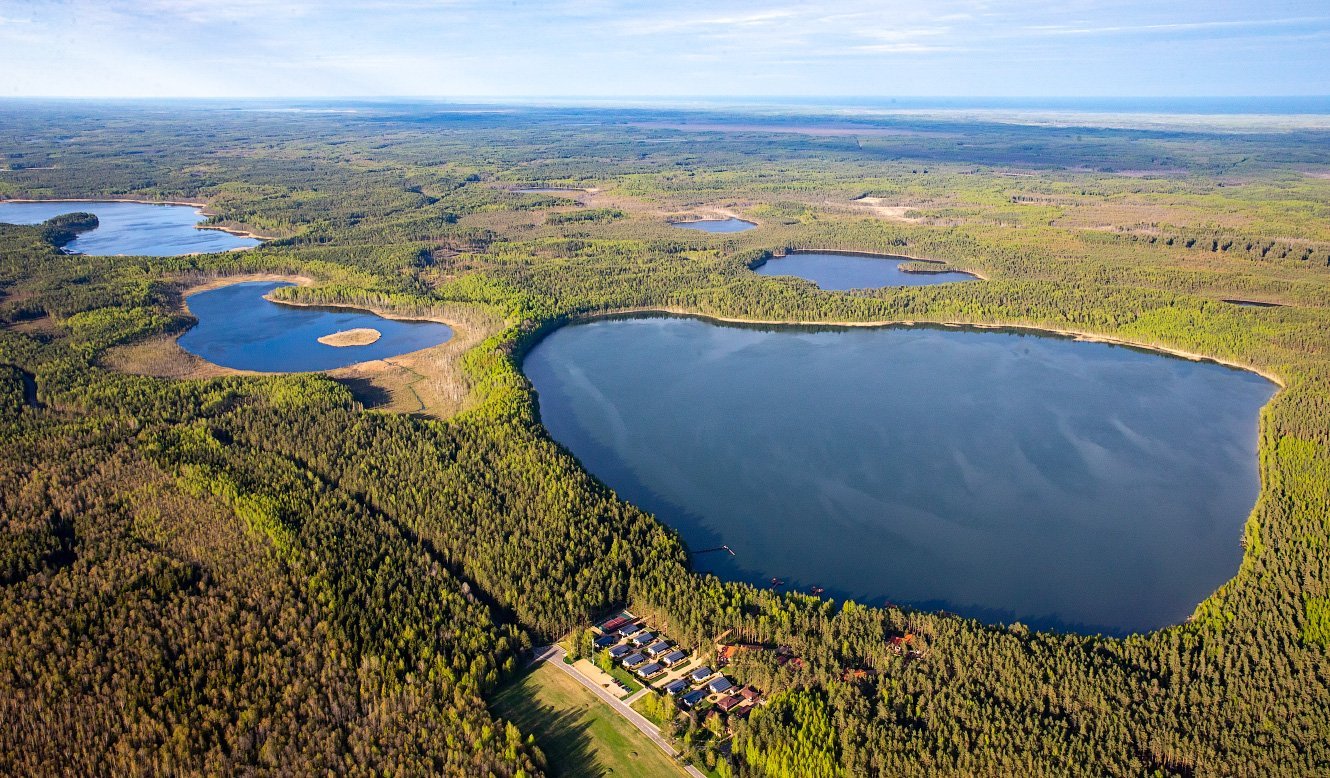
top-left (1023, 16), bottom-right (1330, 36)
top-left (0, 0), bottom-right (1326, 96)
top-left (849, 43), bottom-right (959, 54)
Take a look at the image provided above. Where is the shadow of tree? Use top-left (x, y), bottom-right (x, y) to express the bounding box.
top-left (492, 666), bottom-right (611, 777)
top-left (526, 702), bottom-right (610, 777)
top-left (335, 375), bottom-right (392, 409)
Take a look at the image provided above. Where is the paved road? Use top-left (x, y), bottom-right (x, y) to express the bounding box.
top-left (531, 645), bottom-right (706, 778)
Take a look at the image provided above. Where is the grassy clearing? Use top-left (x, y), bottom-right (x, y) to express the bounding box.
top-left (491, 663), bottom-right (686, 778)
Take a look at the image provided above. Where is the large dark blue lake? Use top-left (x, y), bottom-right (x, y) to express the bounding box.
top-left (755, 252), bottom-right (978, 290)
top-left (179, 282), bottom-right (452, 372)
top-left (0, 200), bottom-right (260, 256)
top-left (671, 217), bottom-right (757, 233)
top-left (524, 315), bottom-right (1276, 635)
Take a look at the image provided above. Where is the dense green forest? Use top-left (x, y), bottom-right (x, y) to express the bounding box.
top-left (1, 101), bottom-right (1329, 776)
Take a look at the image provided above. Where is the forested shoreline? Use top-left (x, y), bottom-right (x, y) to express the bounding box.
top-left (1, 102), bottom-right (1328, 776)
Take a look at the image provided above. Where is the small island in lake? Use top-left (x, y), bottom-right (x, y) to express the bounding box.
top-left (317, 328), bottom-right (382, 347)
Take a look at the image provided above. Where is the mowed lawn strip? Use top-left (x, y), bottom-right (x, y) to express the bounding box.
top-left (491, 663), bottom-right (687, 778)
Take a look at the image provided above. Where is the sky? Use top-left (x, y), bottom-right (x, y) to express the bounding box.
top-left (1, 0), bottom-right (1327, 98)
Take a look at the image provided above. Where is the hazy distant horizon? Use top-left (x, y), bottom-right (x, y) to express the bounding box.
top-left (3, 96), bottom-right (1329, 116)
top-left (2, 1), bottom-right (1327, 99)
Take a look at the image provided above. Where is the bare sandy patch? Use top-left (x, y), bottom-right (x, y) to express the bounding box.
top-left (848, 197), bottom-right (921, 222)
top-left (317, 328), bottom-right (381, 347)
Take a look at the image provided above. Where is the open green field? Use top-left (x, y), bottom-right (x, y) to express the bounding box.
top-left (491, 664), bottom-right (686, 778)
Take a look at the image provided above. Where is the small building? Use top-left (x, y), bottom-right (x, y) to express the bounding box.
top-left (630, 632), bottom-right (655, 647)
top-left (661, 649), bottom-right (688, 667)
top-left (739, 686), bottom-right (761, 703)
top-left (622, 652), bottom-right (648, 669)
top-left (645, 641), bottom-right (671, 657)
top-left (618, 623), bottom-right (642, 637)
top-left (635, 662), bottom-right (664, 679)
top-left (593, 634), bottom-right (619, 649)
top-left (716, 694), bottom-right (744, 713)
top-left (689, 666), bottom-right (714, 684)
top-left (708, 677), bottom-right (734, 695)
top-left (664, 678), bottom-right (689, 696)
top-left (680, 689), bottom-right (707, 708)
top-left (608, 644), bottom-right (633, 659)
top-left (887, 633), bottom-right (915, 655)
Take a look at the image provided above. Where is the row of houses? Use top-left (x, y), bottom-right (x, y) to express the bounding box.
top-left (660, 665), bottom-right (757, 713)
top-left (594, 612), bottom-right (765, 718)
top-left (662, 663), bottom-right (726, 706)
top-left (594, 612), bottom-right (691, 683)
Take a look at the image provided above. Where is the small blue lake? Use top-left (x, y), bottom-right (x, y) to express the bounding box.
top-left (755, 252), bottom-right (979, 290)
top-left (178, 282), bottom-right (452, 372)
top-left (671, 217), bottom-right (757, 233)
top-left (0, 200), bottom-right (261, 256)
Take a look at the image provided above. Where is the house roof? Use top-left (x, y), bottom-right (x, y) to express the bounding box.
top-left (608, 644), bottom-right (631, 657)
top-left (622, 653), bottom-right (647, 667)
top-left (680, 689), bottom-right (706, 707)
top-left (717, 695), bottom-right (743, 711)
top-left (690, 666), bottom-right (713, 680)
top-left (646, 641), bottom-right (671, 655)
top-left (708, 677), bottom-right (734, 693)
top-left (664, 679), bottom-right (689, 694)
top-left (661, 649), bottom-right (687, 665)
top-left (635, 662), bottom-right (663, 677)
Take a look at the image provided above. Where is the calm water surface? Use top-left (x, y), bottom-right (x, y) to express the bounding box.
top-left (0, 201), bottom-right (260, 256)
top-left (672, 218), bottom-right (757, 233)
top-left (755, 252), bottom-right (978, 290)
top-left (179, 282), bottom-right (452, 372)
top-left (525, 316), bottom-right (1275, 635)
